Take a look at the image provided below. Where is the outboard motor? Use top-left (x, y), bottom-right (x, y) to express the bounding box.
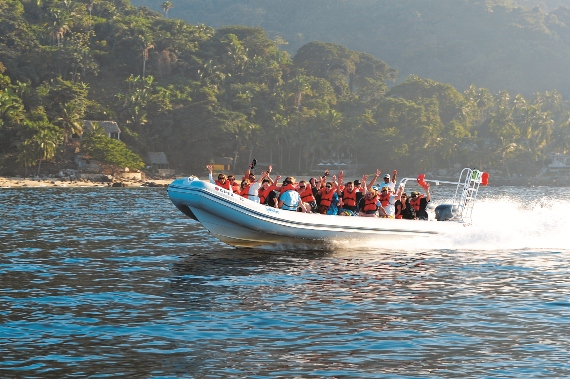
top-left (434, 204), bottom-right (458, 221)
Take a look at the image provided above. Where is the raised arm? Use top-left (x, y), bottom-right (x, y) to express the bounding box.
top-left (206, 165), bottom-right (215, 184)
top-left (367, 169), bottom-right (381, 188)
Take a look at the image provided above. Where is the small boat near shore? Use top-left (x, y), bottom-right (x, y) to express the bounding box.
top-left (167, 168), bottom-right (488, 248)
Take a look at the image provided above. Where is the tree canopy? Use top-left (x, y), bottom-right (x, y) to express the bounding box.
top-left (1, 0), bottom-right (570, 180)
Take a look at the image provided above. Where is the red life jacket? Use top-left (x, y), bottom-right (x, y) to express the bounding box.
top-left (231, 182), bottom-right (240, 194)
top-left (258, 185), bottom-right (276, 204)
top-left (215, 180), bottom-right (231, 190)
top-left (240, 184), bottom-right (251, 198)
top-left (319, 189), bottom-right (334, 207)
top-left (342, 188), bottom-right (357, 207)
top-left (300, 188), bottom-right (316, 203)
top-left (410, 195), bottom-right (424, 211)
top-left (363, 196), bottom-right (379, 212)
top-left (379, 192), bottom-right (390, 207)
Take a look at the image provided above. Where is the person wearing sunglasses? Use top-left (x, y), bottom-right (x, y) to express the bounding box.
top-left (358, 188), bottom-right (387, 217)
top-left (395, 193), bottom-right (415, 220)
top-left (378, 185), bottom-right (402, 218)
top-left (227, 174), bottom-right (240, 194)
top-left (206, 164), bottom-right (231, 190)
top-left (317, 181), bottom-right (339, 214)
top-left (298, 180), bottom-right (317, 213)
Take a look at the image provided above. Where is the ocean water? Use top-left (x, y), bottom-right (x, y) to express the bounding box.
top-left (1, 186), bottom-right (570, 378)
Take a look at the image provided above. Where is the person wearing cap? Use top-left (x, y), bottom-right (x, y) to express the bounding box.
top-left (409, 184), bottom-right (431, 220)
top-left (381, 170), bottom-right (398, 191)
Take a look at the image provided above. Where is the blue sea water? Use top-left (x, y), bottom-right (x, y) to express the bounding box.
top-left (1, 186), bottom-right (570, 378)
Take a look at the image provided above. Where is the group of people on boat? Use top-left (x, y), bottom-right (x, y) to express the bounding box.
top-left (206, 161), bottom-right (431, 220)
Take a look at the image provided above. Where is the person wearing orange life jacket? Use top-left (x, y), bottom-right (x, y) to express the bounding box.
top-left (240, 161), bottom-right (272, 203)
top-left (258, 174), bottom-right (280, 205)
top-left (409, 183), bottom-right (431, 220)
top-left (206, 165), bottom-right (231, 190)
top-left (378, 185), bottom-right (401, 218)
top-left (227, 174), bottom-right (240, 194)
top-left (317, 181), bottom-right (339, 214)
top-left (358, 188), bottom-right (387, 217)
top-left (242, 170), bottom-right (271, 203)
top-left (298, 180), bottom-right (317, 213)
top-left (239, 179), bottom-right (251, 198)
top-left (338, 181), bottom-right (358, 213)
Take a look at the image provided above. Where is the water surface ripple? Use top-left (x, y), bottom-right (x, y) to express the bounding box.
top-left (1, 187), bottom-right (570, 378)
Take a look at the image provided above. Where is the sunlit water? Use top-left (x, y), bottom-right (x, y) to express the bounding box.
top-left (1, 186), bottom-right (570, 378)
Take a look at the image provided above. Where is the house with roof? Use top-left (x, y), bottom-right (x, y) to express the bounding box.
top-left (82, 120), bottom-right (121, 140)
top-left (147, 152), bottom-right (175, 177)
top-left (546, 154), bottom-right (570, 172)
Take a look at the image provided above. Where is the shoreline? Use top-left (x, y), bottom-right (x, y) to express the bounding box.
top-left (1, 174), bottom-right (569, 188)
top-left (0, 176), bottom-right (175, 188)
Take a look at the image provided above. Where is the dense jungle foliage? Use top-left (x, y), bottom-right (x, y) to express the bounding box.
top-left (1, 0), bottom-right (570, 178)
top-left (134, 0), bottom-right (570, 97)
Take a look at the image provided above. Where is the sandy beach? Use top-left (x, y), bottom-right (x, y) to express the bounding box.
top-left (0, 176), bottom-right (174, 188)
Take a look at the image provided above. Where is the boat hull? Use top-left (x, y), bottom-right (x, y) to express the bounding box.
top-left (167, 177), bottom-right (461, 248)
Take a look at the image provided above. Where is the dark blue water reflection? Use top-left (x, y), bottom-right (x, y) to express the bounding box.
top-left (1, 187), bottom-right (570, 378)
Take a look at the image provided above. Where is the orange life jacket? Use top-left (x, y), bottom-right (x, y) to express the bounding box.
top-left (319, 189), bottom-right (335, 207)
top-left (240, 184), bottom-right (251, 198)
top-left (342, 188), bottom-right (357, 207)
top-left (231, 182), bottom-right (240, 194)
top-left (379, 192), bottom-right (390, 207)
top-left (363, 196), bottom-right (379, 212)
top-left (410, 195), bottom-right (424, 211)
top-left (215, 180), bottom-right (231, 190)
top-left (258, 185), bottom-right (276, 204)
top-left (300, 188), bottom-right (316, 203)
top-left (279, 183), bottom-right (296, 194)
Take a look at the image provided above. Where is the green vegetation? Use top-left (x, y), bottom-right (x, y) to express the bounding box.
top-left (135, 0), bottom-right (570, 97)
top-left (81, 123), bottom-right (144, 175)
top-left (1, 0), bottom-right (570, 179)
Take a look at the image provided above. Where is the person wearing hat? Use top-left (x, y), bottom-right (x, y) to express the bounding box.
top-left (381, 170), bottom-right (398, 191)
top-left (409, 184), bottom-right (431, 220)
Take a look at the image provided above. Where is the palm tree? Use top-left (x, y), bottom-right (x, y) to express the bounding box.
top-left (139, 35), bottom-right (154, 78)
top-left (161, 1), bottom-right (173, 18)
top-left (16, 139), bottom-right (37, 177)
top-left (56, 102), bottom-right (84, 144)
top-left (33, 128), bottom-right (60, 176)
top-left (287, 75), bottom-right (312, 112)
top-left (49, 8), bottom-right (72, 47)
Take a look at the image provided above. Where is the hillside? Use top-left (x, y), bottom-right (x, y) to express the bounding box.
top-left (131, 0), bottom-right (570, 97)
top-left (2, 0), bottom-right (570, 180)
